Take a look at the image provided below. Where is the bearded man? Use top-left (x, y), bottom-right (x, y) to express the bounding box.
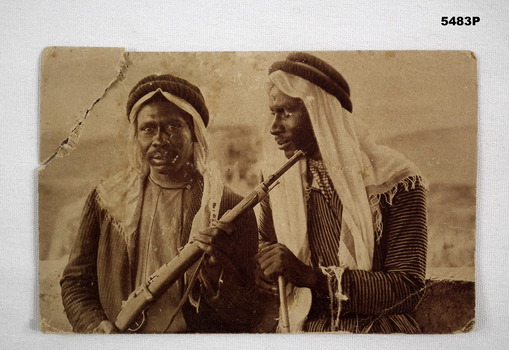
top-left (256, 53), bottom-right (428, 333)
top-left (61, 74), bottom-right (260, 333)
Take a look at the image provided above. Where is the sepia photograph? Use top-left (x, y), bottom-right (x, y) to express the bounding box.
top-left (38, 48), bottom-right (476, 334)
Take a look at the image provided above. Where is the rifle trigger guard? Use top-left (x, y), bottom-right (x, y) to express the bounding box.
top-left (127, 309), bottom-right (146, 332)
top-left (125, 282), bottom-right (154, 332)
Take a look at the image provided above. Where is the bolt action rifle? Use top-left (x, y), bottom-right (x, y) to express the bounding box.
top-left (115, 150), bottom-right (304, 332)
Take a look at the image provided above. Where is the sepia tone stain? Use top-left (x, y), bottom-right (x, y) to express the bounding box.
top-left (41, 48), bottom-right (129, 166)
top-left (38, 50), bottom-right (477, 334)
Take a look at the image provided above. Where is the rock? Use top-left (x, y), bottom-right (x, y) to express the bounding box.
top-left (415, 279), bottom-right (475, 333)
top-left (39, 258), bottom-right (475, 333)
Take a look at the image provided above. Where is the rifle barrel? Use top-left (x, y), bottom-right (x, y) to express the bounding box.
top-left (115, 150), bottom-right (305, 331)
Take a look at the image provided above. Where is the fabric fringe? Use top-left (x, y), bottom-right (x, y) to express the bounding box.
top-left (369, 175), bottom-right (426, 245)
top-left (96, 167), bottom-right (145, 243)
top-left (320, 266), bottom-right (348, 332)
top-left (103, 211), bottom-right (126, 237)
top-left (188, 288), bottom-right (201, 313)
top-left (372, 209), bottom-right (384, 245)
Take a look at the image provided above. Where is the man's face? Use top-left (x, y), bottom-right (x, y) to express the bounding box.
top-left (136, 99), bottom-right (195, 177)
top-left (268, 86), bottom-right (319, 159)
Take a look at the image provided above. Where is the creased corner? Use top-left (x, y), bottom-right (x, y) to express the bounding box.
top-left (41, 49), bottom-right (129, 166)
top-left (41, 47), bottom-right (56, 63)
top-left (458, 317), bottom-right (475, 333)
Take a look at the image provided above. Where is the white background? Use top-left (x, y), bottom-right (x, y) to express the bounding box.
top-left (1, 0), bottom-right (508, 349)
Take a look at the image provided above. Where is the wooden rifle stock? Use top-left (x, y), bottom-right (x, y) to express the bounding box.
top-left (115, 150), bottom-right (304, 332)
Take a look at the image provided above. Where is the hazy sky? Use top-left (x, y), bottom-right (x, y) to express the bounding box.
top-left (40, 48), bottom-right (477, 163)
top-left (38, 48), bottom-right (478, 262)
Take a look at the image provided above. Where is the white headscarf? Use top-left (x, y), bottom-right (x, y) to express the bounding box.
top-left (263, 70), bottom-right (426, 331)
top-left (97, 89), bottom-right (223, 249)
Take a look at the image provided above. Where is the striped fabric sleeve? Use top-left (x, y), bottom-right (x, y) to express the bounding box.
top-left (340, 184), bottom-right (428, 316)
top-left (60, 189), bottom-right (108, 333)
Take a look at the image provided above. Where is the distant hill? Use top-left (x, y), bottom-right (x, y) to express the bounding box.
top-left (382, 125), bottom-right (477, 186)
top-left (208, 123), bottom-right (478, 187)
top-left (39, 124), bottom-right (477, 260)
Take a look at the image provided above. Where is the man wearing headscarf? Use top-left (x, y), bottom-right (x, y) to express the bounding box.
top-left (61, 74), bottom-right (260, 333)
top-left (256, 53), bottom-right (428, 333)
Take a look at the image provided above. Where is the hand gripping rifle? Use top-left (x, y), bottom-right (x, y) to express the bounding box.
top-left (114, 150), bottom-right (305, 332)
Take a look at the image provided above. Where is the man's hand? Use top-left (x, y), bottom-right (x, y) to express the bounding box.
top-left (256, 243), bottom-right (317, 291)
top-left (192, 221), bottom-right (236, 275)
top-left (91, 320), bottom-right (118, 334)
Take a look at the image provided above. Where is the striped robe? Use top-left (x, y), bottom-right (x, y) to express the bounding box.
top-left (61, 175), bottom-right (261, 333)
top-left (259, 177), bottom-right (427, 333)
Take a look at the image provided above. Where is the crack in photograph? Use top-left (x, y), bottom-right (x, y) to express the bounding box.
top-left (39, 48), bottom-right (476, 334)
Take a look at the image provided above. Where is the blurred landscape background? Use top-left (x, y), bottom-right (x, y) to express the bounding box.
top-left (39, 49), bottom-right (477, 332)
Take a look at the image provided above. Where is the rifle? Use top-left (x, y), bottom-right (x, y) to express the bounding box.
top-left (115, 150), bottom-right (305, 332)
